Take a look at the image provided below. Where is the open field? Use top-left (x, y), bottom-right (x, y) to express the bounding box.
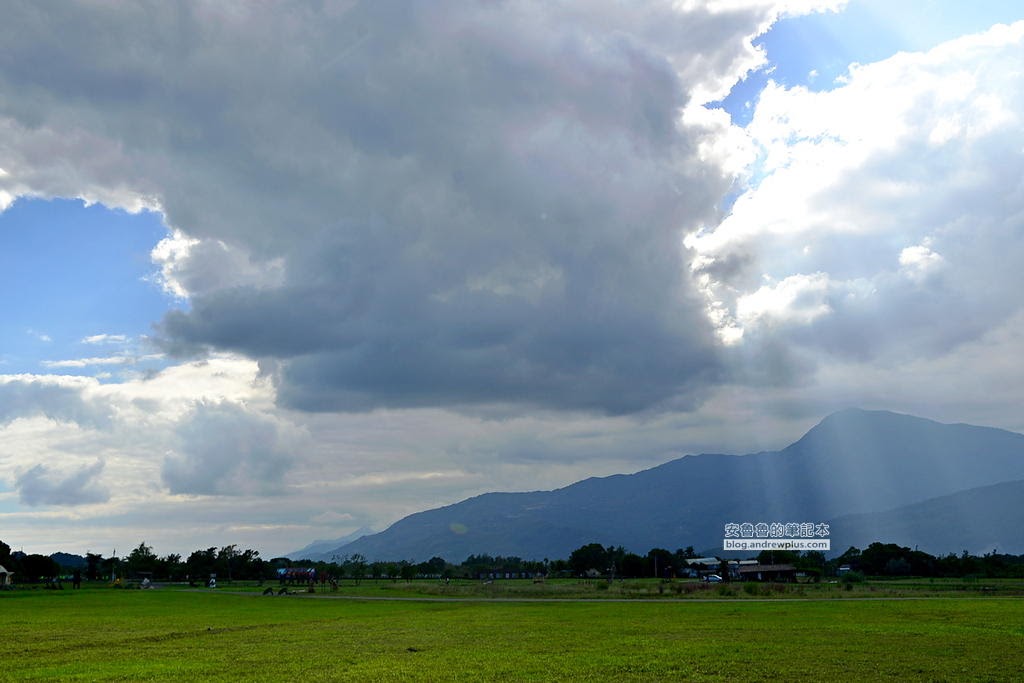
top-left (3, 587), bottom-right (1024, 681)
top-left (203, 575), bottom-right (1024, 600)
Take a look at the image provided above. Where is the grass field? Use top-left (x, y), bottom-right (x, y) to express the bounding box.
top-left (3, 586), bottom-right (1023, 681)
top-left (204, 575), bottom-right (1024, 600)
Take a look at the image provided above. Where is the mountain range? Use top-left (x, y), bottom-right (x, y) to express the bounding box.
top-left (294, 409), bottom-right (1024, 562)
top-left (286, 527), bottom-right (376, 561)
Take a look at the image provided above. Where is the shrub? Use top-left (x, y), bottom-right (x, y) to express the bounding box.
top-left (840, 570), bottom-right (866, 585)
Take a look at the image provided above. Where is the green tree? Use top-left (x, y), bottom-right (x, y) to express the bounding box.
top-left (756, 549), bottom-right (799, 565)
top-left (620, 553), bottom-right (646, 578)
top-left (344, 554), bottom-right (368, 584)
top-left (647, 548), bottom-right (674, 579)
top-left (569, 543), bottom-right (609, 577)
top-left (159, 554), bottom-right (184, 581)
top-left (859, 543), bottom-right (911, 575)
top-left (217, 545), bottom-right (240, 581)
top-left (797, 551), bottom-right (826, 582)
top-left (673, 547), bottom-right (696, 573)
top-left (418, 556), bottom-right (446, 577)
top-left (242, 549), bottom-right (265, 580)
top-left (85, 553), bottom-right (103, 581)
top-left (21, 554), bottom-right (59, 582)
top-left (126, 542), bottom-right (159, 576)
top-left (827, 546), bottom-right (862, 575)
top-left (100, 555), bottom-right (120, 581)
top-left (186, 547), bottom-right (217, 581)
top-left (605, 546), bottom-right (627, 577)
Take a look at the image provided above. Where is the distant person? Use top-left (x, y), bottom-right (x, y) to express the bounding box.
top-left (72, 570), bottom-right (81, 589)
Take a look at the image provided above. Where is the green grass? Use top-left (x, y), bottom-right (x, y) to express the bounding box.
top-left (3, 588), bottom-right (1023, 681)
top-left (202, 575), bottom-right (1024, 600)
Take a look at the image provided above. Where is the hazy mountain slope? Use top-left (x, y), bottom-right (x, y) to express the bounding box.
top-left (775, 409), bottom-right (1024, 517)
top-left (828, 479), bottom-right (1024, 556)
top-left (288, 527), bottom-right (376, 560)
top-left (323, 410), bottom-right (1024, 561)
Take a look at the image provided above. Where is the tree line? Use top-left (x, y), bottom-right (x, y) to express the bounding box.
top-left (4, 537), bottom-right (1024, 584)
top-left (830, 542), bottom-right (1024, 578)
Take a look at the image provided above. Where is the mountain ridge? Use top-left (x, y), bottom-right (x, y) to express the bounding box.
top-left (308, 409), bottom-right (1024, 561)
top-left (288, 527), bottom-right (376, 560)
top-left (828, 479), bottom-right (1024, 556)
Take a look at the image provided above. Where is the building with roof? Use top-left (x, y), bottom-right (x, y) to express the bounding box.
top-left (736, 563), bottom-right (797, 582)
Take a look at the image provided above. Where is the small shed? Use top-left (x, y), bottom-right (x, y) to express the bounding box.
top-left (737, 563), bottom-right (797, 582)
top-left (0, 564), bottom-right (12, 586)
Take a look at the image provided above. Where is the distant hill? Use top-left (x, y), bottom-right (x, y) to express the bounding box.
top-left (50, 552), bottom-right (86, 569)
top-left (320, 409), bottom-right (1024, 562)
top-left (288, 527), bottom-right (376, 561)
top-left (828, 479), bottom-right (1024, 556)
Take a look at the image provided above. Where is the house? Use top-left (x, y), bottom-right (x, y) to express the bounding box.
top-left (686, 558), bottom-right (723, 578)
top-left (0, 564), bottom-right (12, 587)
top-left (729, 559), bottom-right (759, 580)
top-left (736, 563), bottom-right (797, 582)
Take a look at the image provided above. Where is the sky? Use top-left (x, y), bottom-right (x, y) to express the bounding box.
top-left (2, 0), bottom-right (1024, 558)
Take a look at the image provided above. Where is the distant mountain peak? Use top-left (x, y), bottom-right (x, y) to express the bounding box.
top-left (314, 411), bottom-right (1024, 562)
top-left (288, 526), bottom-right (376, 560)
top-left (816, 407), bottom-right (927, 427)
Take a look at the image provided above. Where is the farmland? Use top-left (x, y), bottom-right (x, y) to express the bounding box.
top-left (3, 584), bottom-right (1023, 681)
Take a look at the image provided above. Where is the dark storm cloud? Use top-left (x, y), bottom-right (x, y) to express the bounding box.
top-left (0, 1), bottom-right (804, 413)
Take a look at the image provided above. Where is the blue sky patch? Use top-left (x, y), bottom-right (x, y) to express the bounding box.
top-left (0, 198), bottom-right (175, 379)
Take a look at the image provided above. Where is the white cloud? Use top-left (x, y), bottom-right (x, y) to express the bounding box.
top-left (27, 329), bottom-right (52, 343)
top-left (310, 511), bottom-right (355, 525)
top-left (0, 374), bottom-right (112, 428)
top-left (161, 400), bottom-right (306, 497)
top-left (736, 272), bottom-right (833, 329)
top-left (148, 231), bottom-right (197, 299)
top-left (81, 334), bottom-right (128, 345)
top-left (42, 356), bottom-right (135, 369)
top-left (690, 20), bottom-right (1024, 363)
top-left (899, 243), bottom-right (946, 283)
top-left (149, 231), bottom-right (285, 300)
top-left (15, 459), bottom-right (109, 507)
